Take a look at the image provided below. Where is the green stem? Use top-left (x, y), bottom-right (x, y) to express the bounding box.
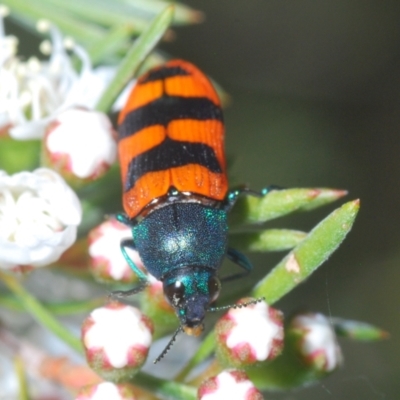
top-left (15, 355), bottom-right (29, 400)
top-left (95, 5), bottom-right (174, 113)
top-left (175, 331), bottom-right (215, 382)
top-left (0, 294), bottom-right (105, 315)
top-left (0, 271), bottom-right (82, 354)
top-left (132, 372), bottom-right (197, 400)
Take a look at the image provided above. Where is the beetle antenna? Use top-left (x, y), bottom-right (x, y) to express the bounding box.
top-left (153, 326), bottom-right (182, 364)
top-left (208, 297), bottom-right (264, 313)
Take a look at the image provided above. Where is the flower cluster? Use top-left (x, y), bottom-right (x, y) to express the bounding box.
top-left (0, 8), bottom-right (116, 140)
top-left (0, 8), bottom-right (120, 270)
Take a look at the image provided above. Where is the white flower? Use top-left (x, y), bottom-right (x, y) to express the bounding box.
top-left (198, 370), bottom-right (263, 400)
top-left (82, 303), bottom-right (152, 370)
top-left (88, 218), bottom-right (144, 282)
top-left (44, 108), bottom-right (117, 179)
top-left (0, 11), bottom-right (116, 140)
top-left (0, 168), bottom-right (82, 269)
top-left (291, 312), bottom-right (343, 371)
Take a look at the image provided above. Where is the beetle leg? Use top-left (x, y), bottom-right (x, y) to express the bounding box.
top-left (110, 238), bottom-right (148, 298)
top-left (221, 247), bottom-right (253, 283)
top-left (224, 185), bottom-right (282, 212)
top-left (115, 212), bottom-right (136, 226)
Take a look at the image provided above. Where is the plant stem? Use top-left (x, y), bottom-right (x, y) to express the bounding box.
top-left (0, 271), bottom-right (82, 354)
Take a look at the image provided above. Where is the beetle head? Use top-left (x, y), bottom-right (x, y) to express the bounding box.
top-left (162, 267), bottom-right (221, 335)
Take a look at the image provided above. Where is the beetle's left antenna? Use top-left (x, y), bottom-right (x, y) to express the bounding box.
top-left (153, 326), bottom-right (182, 364)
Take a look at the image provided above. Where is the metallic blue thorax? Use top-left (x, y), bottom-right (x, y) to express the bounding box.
top-left (132, 202), bottom-right (228, 280)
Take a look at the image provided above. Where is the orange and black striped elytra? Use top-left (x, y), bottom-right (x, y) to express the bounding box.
top-left (115, 60), bottom-right (273, 362)
top-left (118, 60), bottom-right (227, 220)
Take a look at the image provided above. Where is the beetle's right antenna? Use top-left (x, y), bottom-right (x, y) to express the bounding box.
top-left (153, 326), bottom-right (182, 364)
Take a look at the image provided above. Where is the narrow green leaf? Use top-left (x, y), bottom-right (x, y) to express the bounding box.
top-left (0, 272), bottom-right (83, 354)
top-left (229, 229), bottom-right (307, 252)
top-left (4, 0), bottom-right (105, 45)
top-left (95, 5), bottom-right (174, 113)
top-left (117, 0), bottom-right (204, 25)
top-left (331, 317), bottom-right (389, 341)
top-left (229, 188), bottom-right (347, 227)
top-left (43, 0), bottom-right (149, 32)
top-left (252, 200), bottom-right (360, 303)
top-left (88, 23), bottom-right (133, 64)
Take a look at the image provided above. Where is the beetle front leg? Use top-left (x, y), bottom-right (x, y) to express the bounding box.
top-left (110, 238), bottom-right (148, 298)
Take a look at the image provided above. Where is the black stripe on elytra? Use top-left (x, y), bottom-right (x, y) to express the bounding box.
top-left (140, 66), bottom-right (190, 84)
top-left (124, 137), bottom-right (222, 191)
top-left (119, 95), bottom-right (223, 140)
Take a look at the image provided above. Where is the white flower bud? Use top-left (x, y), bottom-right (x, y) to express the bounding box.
top-left (75, 382), bottom-right (137, 400)
top-left (216, 299), bottom-right (283, 367)
top-left (88, 218), bottom-right (143, 283)
top-left (290, 312), bottom-right (343, 372)
top-left (198, 370), bottom-right (263, 400)
top-left (82, 302), bottom-right (153, 381)
top-left (44, 108), bottom-right (116, 180)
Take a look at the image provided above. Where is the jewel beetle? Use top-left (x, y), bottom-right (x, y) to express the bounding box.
top-left (115, 60), bottom-right (274, 362)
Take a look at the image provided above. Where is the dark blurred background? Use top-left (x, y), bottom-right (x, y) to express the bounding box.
top-left (162, 1), bottom-right (399, 399)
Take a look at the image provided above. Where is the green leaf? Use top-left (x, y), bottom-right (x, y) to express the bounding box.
top-left (229, 188), bottom-right (347, 227)
top-left (252, 199), bottom-right (360, 303)
top-left (88, 23), bottom-right (134, 64)
top-left (331, 317), bottom-right (389, 341)
top-left (229, 229), bottom-right (307, 252)
top-left (0, 271), bottom-right (83, 354)
top-left (120, 0), bottom-right (204, 25)
top-left (4, 0), bottom-right (106, 45)
top-left (42, 0), bottom-right (149, 31)
top-left (95, 5), bottom-right (174, 113)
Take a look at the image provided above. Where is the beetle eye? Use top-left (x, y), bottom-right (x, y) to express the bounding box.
top-left (208, 276), bottom-right (221, 304)
top-left (164, 280), bottom-right (185, 307)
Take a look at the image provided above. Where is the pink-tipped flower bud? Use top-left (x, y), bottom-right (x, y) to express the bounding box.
top-left (43, 108), bottom-right (116, 184)
top-left (81, 302), bottom-right (153, 381)
top-left (198, 370), bottom-right (264, 400)
top-left (88, 219), bottom-right (144, 284)
top-left (289, 312), bottom-right (343, 373)
top-left (75, 382), bottom-right (136, 400)
top-left (215, 298), bottom-right (284, 368)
